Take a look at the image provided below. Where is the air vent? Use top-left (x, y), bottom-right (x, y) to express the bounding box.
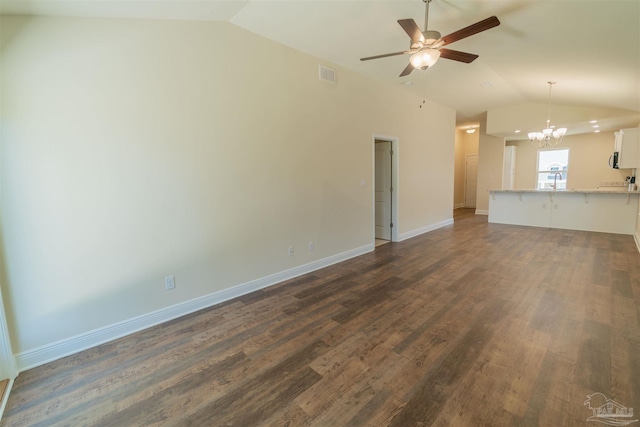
top-left (319, 65), bottom-right (336, 83)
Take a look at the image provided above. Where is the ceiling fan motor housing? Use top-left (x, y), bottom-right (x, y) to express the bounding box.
top-left (422, 30), bottom-right (441, 45)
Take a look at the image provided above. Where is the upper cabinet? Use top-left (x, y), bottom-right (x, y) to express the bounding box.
top-left (615, 128), bottom-right (640, 169)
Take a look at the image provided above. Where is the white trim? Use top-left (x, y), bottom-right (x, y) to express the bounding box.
top-left (397, 218), bottom-right (453, 242)
top-left (0, 378), bottom-right (14, 422)
top-left (0, 286), bottom-right (17, 380)
top-left (634, 230), bottom-right (640, 254)
top-left (453, 203), bottom-right (466, 209)
top-left (475, 209), bottom-right (489, 215)
top-left (15, 243), bottom-right (373, 372)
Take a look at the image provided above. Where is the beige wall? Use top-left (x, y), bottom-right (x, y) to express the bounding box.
top-left (453, 129), bottom-right (479, 208)
top-left (0, 16), bottom-right (455, 356)
top-left (506, 131), bottom-right (629, 189)
top-left (476, 116), bottom-right (504, 213)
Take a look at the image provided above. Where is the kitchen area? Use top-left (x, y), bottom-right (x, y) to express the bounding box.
top-left (488, 127), bottom-right (640, 238)
top-left (455, 98), bottom-right (640, 252)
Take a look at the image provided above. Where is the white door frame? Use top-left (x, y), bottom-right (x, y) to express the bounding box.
top-left (0, 284), bottom-right (17, 420)
top-left (372, 135), bottom-right (399, 243)
top-left (0, 286), bottom-right (17, 380)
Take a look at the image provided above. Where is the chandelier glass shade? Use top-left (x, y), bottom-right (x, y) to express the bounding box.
top-left (410, 48), bottom-right (440, 70)
top-left (528, 121), bottom-right (567, 146)
top-left (529, 82), bottom-right (567, 147)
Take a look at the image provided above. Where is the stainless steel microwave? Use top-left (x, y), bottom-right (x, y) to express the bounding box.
top-left (609, 151), bottom-right (619, 169)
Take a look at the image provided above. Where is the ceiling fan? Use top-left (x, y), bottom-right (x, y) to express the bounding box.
top-left (360, 0), bottom-right (500, 77)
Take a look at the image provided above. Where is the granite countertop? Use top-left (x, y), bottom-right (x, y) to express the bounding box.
top-left (490, 188), bottom-right (640, 194)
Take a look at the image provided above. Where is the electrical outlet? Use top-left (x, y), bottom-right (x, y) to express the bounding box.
top-left (288, 246), bottom-right (294, 257)
top-left (165, 275), bottom-right (176, 290)
top-left (308, 241), bottom-right (314, 251)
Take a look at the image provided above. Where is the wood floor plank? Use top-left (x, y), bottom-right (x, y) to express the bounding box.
top-left (3, 208), bottom-right (640, 426)
top-left (575, 319), bottom-right (612, 392)
top-left (610, 335), bottom-right (635, 405)
top-left (344, 388), bottom-right (400, 427)
top-left (628, 338), bottom-right (640, 411)
top-left (533, 353), bottom-right (577, 427)
top-left (387, 298), bottom-right (510, 426)
top-left (180, 340), bottom-right (328, 426)
top-left (263, 403), bottom-right (313, 427)
top-left (529, 289), bottom-right (565, 333)
top-left (502, 326), bottom-right (552, 417)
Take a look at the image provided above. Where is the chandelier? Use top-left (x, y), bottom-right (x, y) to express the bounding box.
top-left (528, 81), bottom-right (567, 147)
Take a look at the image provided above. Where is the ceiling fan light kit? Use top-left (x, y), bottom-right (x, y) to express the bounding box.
top-left (410, 48), bottom-right (440, 69)
top-left (360, 0), bottom-right (500, 77)
top-left (528, 81), bottom-right (568, 147)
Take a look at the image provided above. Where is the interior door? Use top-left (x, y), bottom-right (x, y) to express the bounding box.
top-left (465, 154), bottom-right (478, 208)
top-left (375, 140), bottom-right (392, 240)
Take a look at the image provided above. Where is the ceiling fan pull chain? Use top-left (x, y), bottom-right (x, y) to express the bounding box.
top-left (419, 72), bottom-right (427, 108)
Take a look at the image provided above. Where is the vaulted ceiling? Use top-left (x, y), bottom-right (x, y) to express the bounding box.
top-left (2, 0), bottom-right (639, 134)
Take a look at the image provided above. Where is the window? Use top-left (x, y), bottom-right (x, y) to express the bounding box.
top-left (537, 148), bottom-right (569, 190)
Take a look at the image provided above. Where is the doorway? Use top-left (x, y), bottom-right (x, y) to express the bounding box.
top-left (465, 154), bottom-right (478, 208)
top-left (374, 137), bottom-right (398, 244)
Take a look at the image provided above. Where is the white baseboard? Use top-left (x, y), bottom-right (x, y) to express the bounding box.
top-left (634, 230), bottom-right (640, 254)
top-left (475, 209), bottom-right (489, 215)
top-left (397, 218), bottom-right (453, 242)
top-left (15, 243), bottom-right (374, 372)
top-left (453, 203), bottom-right (465, 209)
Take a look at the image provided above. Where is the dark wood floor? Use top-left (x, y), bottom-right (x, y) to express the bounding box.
top-left (3, 209), bottom-right (640, 426)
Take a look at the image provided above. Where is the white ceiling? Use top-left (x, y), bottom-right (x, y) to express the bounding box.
top-left (2, 0), bottom-right (639, 135)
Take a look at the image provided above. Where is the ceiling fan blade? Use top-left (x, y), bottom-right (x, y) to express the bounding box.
top-left (360, 51), bottom-right (408, 61)
top-left (438, 16), bottom-right (500, 47)
top-left (398, 19), bottom-right (425, 44)
top-left (439, 48), bottom-right (479, 63)
top-left (399, 63), bottom-right (414, 77)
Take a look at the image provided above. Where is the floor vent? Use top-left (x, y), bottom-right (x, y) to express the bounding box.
top-left (319, 65), bottom-right (336, 83)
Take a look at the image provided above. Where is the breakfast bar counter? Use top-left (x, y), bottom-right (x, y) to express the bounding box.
top-left (488, 189), bottom-right (640, 234)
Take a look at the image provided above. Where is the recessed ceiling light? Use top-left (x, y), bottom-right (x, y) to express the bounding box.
top-left (514, 130), bottom-right (521, 133)
top-left (592, 125), bottom-right (600, 128)
top-left (594, 130), bottom-right (601, 133)
top-left (589, 120), bottom-right (598, 124)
